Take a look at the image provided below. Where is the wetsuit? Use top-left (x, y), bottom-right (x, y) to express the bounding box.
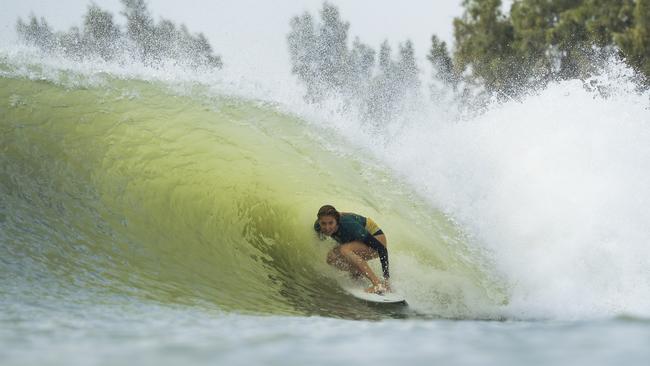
top-left (314, 213), bottom-right (389, 279)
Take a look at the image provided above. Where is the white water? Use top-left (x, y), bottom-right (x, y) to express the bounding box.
top-left (309, 60), bottom-right (650, 320)
top-left (3, 3), bottom-right (650, 365)
top-left (213, 45), bottom-right (650, 320)
top-left (188, 46), bottom-right (650, 320)
top-left (4, 40), bottom-right (650, 320)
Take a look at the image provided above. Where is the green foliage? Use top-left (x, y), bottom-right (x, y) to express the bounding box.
top-left (365, 40), bottom-right (421, 122)
top-left (83, 4), bottom-right (122, 60)
top-left (510, 0), bottom-right (564, 81)
top-left (118, 0), bottom-right (222, 68)
top-left (15, 0), bottom-right (222, 69)
top-left (287, 13), bottom-right (320, 100)
top-left (428, 35), bottom-right (456, 87)
top-left (615, 0), bottom-right (650, 81)
top-left (348, 37), bottom-right (376, 93)
top-left (287, 4), bottom-right (355, 101)
top-left (317, 3), bottom-right (351, 92)
top-left (427, 35), bottom-right (460, 103)
top-left (453, 0), bottom-right (518, 95)
top-left (287, 2), bottom-right (421, 123)
top-left (120, 0), bottom-right (156, 61)
top-left (435, 0), bottom-right (649, 100)
top-left (16, 14), bottom-right (55, 50)
top-left (397, 40), bottom-right (420, 91)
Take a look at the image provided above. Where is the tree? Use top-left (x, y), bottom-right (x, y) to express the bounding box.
top-left (287, 12), bottom-right (321, 101)
top-left (548, 3), bottom-right (601, 79)
top-left (286, 2), bottom-right (422, 123)
top-left (365, 40), bottom-right (396, 122)
top-left (15, 0), bottom-right (222, 69)
top-left (450, 0), bottom-right (647, 97)
top-left (191, 32), bottom-right (223, 69)
top-left (397, 40), bottom-right (420, 93)
top-left (427, 35), bottom-right (459, 102)
top-left (508, 0), bottom-right (637, 81)
top-left (615, 0), bottom-right (650, 83)
top-left (347, 37), bottom-right (375, 97)
top-left (509, 0), bottom-right (560, 83)
top-left (583, 0), bottom-right (635, 47)
top-left (366, 40), bottom-right (420, 123)
top-left (428, 35), bottom-right (456, 86)
top-left (453, 0), bottom-right (519, 97)
top-left (287, 4), bottom-right (353, 100)
top-left (120, 0), bottom-right (156, 63)
top-left (316, 2), bottom-right (351, 93)
top-left (83, 3), bottom-right (122, 60)
top-left (16, 14), bottom-right (55, 51)
top-left (58, 26), bottom-right (84, 59)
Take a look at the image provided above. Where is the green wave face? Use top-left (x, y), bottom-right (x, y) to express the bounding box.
top-left (0, 72), bottom-right (504, 319)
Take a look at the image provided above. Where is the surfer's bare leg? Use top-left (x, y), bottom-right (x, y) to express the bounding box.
top-left (338, 242), bottom-right (383, 288)
top-left (326, 247), bottom-right (362, 276)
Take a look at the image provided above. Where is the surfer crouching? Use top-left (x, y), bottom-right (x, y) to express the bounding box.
top-left (314, 205), bottom-right (390, 294)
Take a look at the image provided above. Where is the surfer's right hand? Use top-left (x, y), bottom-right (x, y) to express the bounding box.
top-left (383, 281), bottom-right (391, 293)
top-left (365, 282), bottom-right (388, 294)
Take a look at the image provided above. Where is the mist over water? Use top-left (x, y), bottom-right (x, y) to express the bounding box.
top-left (264, 52), bottom-right (650, 320)
top-left (376, 63), bottom-right (650, 319)
top-left (226, 28), bottom-right (648, 319)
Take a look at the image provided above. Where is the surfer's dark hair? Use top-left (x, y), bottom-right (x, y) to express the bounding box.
top-left (317, 205), bottom-right (340, 222)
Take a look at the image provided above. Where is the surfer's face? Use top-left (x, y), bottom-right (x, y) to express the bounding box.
top-left (318, 215), bottom-right (338, 236)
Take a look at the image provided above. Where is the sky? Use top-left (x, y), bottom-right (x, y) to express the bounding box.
top-left (0, 1), bottom-right (511, 78)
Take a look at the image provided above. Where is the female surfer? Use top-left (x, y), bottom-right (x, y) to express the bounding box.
top-left (314, 205), bottom-right (390, 294)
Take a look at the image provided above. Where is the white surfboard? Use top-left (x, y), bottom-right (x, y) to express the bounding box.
top-left (344, 286), bottom-right (407, 305)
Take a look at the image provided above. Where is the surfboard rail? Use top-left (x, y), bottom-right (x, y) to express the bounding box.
top-left (343, 286), bottom-right (407, 305)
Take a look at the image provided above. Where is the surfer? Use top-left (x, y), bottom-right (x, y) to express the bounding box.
top-left (314, 205), bottom-right (390, 294)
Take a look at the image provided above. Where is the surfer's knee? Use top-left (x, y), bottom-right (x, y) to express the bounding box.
top-left (326, 248), bottom-right (341, 265)
top-left (339, 242), bottom-right (364, 258)
top-left (338, 244), bottom-right (352, 257)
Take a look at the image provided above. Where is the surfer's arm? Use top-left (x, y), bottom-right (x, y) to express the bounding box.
top-left (363, 235), bottom-right (389, 279)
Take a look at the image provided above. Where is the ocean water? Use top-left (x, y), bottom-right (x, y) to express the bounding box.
top-left (1, 39), bottom-right (650, 365)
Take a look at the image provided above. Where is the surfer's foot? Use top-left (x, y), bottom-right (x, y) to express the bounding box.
top-left (365, 283), bottom-right (387, 295)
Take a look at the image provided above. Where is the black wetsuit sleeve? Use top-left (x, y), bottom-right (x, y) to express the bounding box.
top-left (363, 235), bottom-right (390, 279)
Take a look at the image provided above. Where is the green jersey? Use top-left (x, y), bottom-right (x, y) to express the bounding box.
top-left (314, 213), bottom-right (370, 244)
